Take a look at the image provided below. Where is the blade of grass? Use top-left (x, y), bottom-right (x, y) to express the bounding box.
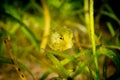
top-left (99, 46), bottom-right (120, 72)
top-left (3, 4), bottom-right (21, 19)
top-left (30, 0), bottom-right (43, 13)
top-left (101, 11), bottom-right (120, 26)
top-left (40, 70), bottom-right (53, 80)
top-left (103, 56), bottom-right (108, 80)
top-left (0, 56), bottom-right (35, 80)
top-left (104, 4), bottom-right (114, 13)
top-left (1, 12), bottom-right (39, 50)
top-left (47, 50), bottom-right (73, 59)
top-left (47, 53), bottom-right (69, 78)
top-left (106, 22), bottom-right (115, 37)
top-left (4, 37), bottom-right (27, 80)
top-left (60, 52), bottom-right (83, 66)
top-left (89, 0), bottom-right (100, 79)
top-left (71, 55), bottom-right (96, 78)
top-left (84, 0), bottom-right (90, 32)
top-left (40, 0), bottom-right (51, 53)
top-left (105, 45), bottom-right (120, 50)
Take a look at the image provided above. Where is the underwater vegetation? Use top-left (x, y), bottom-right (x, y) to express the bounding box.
top-left (0, 0), bottom-right (120, 80)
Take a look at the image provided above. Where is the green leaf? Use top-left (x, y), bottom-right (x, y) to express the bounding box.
top-left (4, 4), bottom-right (21, 19)
top-left (1, 12), bottom-right (40, 50)
top-left (40, 70), bottom-right (52, 80)
top-left (106, 22), bottom-right (115, 37)
top-left (47, 53), bottom-right (69, 78)
top-left (99, 46), bottom-right (120, 72)
top-left (101, 11), bottom-right (120, 26)
top-left (72, 55), bottom-right (95, 78)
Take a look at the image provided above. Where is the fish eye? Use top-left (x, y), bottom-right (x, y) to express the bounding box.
top-left (59, 36), bottom-right (64, 40)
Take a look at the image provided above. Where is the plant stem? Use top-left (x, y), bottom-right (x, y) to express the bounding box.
top-left (40, 0), bottom-right (50, 53)
top-left (84, 0), bottom-right (89, 31)
top-left (89, 0), bottom-right (100, 79)
top-left (4, 37), bottom-right (27, 80)
top-left (106, 22), bottom-right (115, 37)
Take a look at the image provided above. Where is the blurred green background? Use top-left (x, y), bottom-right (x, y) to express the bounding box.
top-left (0, 0), bottom-right (120, 80)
